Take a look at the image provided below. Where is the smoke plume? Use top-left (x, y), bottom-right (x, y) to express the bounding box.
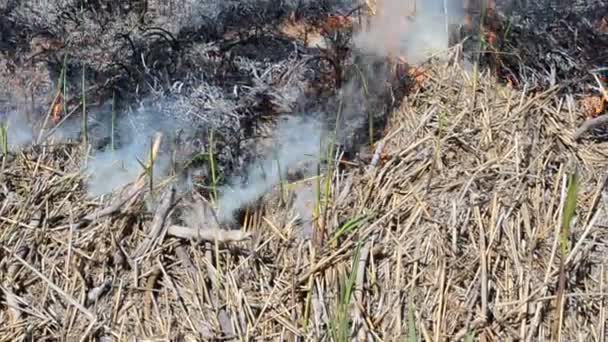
top-left (354, 0), bottom-right (463, 62)
top-left (83, 102), bottom-right (181, 197)
top-left (214, 116), bottom-right (323, 222)
top-left (0, 110), bottom-right (34, 149)
top-left (213, 0), bottom-right (463, 221)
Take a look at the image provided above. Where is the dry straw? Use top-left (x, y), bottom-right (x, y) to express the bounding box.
top-left (1, 60), bottom-right (607, 341)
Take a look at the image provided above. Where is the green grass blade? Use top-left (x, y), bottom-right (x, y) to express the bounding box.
top-left (0, 123), bottom-right (8, 155)
top-left (208, 129), bottom-right (218, 204)
top-left (81, 64), bottom-right (87, 146)
top-left (111, 90), bottom-right (116, 151)
top-left (336, 239), bottom-right (362, 342)
top-left (329, 215), bottom-right (369, 244)
top-left (408, 303), bottom-right (417, 342)
top-left (560, 172), bottom-right (579, 256)
top-left (62, 53), bottom-right (69, 117)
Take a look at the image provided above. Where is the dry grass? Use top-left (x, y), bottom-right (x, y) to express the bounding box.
top-left (1, 61), bottom-right (608, 341)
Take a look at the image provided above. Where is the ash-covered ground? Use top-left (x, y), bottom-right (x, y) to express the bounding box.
top-left (460, 0), bottom-right (608, 90)
top-left (2, 1), bottom-right (608, 341)
top-left (0, 0), bottom-right (416, 213)
top-left (3, 0), bottom-right (608, 215)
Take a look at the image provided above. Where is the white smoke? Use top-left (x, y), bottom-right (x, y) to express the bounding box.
top-left (2, 0), bottom-right (464, 210)
top-left (354, 0), bottom-right (463, 62)
top-left (214, 116), bottom-right (323, 222)
top-left (83, 102), bottom-right (179, 197)
top-left (212, 0), bottom-right (464, 221)
top-left (0, 110), bottom-right (35, 149)
top-left (84, 140), bottom-right (171, 197)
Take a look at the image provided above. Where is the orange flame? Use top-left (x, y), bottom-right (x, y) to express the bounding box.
top-left (52, 95), bottom-right (63, 124)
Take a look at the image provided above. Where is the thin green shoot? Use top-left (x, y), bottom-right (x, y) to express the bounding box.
top-left (134, 138), bottom-right (157, 192)
top-left (560, 172), bottom-right (579, 256)
top-left (369, 109), bottom-right (374, 147)
top-left (0, 122), bottom-right (8, 156)
top-left (323, 141), bottom-right (334, 210)
top-left (275, 153), bottom-right (285, 206)
top-left (328, 214), bottom-right (369, 244)
top-left (503, 18), bottom-right (513, 41)
top-left (302, 289), bottom-right (312, 335)
top-left (438, 111), bottom-right (448, 137)
top-left (314, 143), bottom-right (322, 240)
top-left (62, 53), bottom-right (69, 118)
top-left (81, 64), bottom-right (88, 146)
top-left (331, 239), bottom-right (362, 342)
top-left (323, 97), bottom-right (343, 225)
top-left (111, 90), bottom-right (116, 152)
top-left (208, 129), bottom-right (218, 204)
top-left (555, 171), bottom-right (579, 338)
top-left (353, 63), bottom-right (375, 148)
top-left (301, 245), bottom-right (315, 336)
top-left (149, 136), bottom-right (154, 192)
top-left (408, 302), bottom-right (417, 342)
top-left (170, 133), bottom-right (177, 177)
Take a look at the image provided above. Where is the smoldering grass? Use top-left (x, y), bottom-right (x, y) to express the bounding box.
top-left (2, 39), bottom-right (607, 341)
top-left (214, 117), bottom-right (322, 222)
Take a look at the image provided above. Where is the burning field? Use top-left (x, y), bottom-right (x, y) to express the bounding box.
top-left (1, 0), bottom-right (608, 341)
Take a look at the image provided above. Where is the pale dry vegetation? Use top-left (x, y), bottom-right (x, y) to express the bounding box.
top-left (1, 61), bottom-right (607, 341)
top-left (2, 0), bottom-right (608, 341)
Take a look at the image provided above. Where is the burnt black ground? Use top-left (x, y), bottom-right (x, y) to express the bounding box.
top-left (0, 0), bottom-right (411, 204)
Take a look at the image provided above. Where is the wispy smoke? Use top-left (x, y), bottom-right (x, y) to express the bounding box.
top-left (0, 100), bottom-right (175, 197)
top-left (213, 0), bottom-right (463, 221)
top-left (2, 0), bottom-right (463, 214)
top-left (354, 0), bottom-right (462, 62)
top-left (215, 116), bottom-right (323, 222)
top-left (0, 110), bottom-right (34, 149)
top-left (84, 140), bottom-right (171, 198)
top-left (83, 102), bottom-right (179, 197)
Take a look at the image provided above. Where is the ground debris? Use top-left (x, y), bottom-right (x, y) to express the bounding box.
top-left (2, 1), bottom-right (608, 341)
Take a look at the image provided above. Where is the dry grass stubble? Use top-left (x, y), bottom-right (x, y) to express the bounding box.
top-left (1, 61), bottom-right (607, 341)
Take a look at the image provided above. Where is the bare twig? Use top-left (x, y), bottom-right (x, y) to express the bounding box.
top-left (132, 186), bottom-right (176, 259)
top-left (573, 115), bottom-right (608, 141)
top-left (167, 225), bottom-right (252, 243)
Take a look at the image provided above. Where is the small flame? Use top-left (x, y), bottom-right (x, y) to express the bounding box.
top-left (51, 95), bottom-right (63, 125)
